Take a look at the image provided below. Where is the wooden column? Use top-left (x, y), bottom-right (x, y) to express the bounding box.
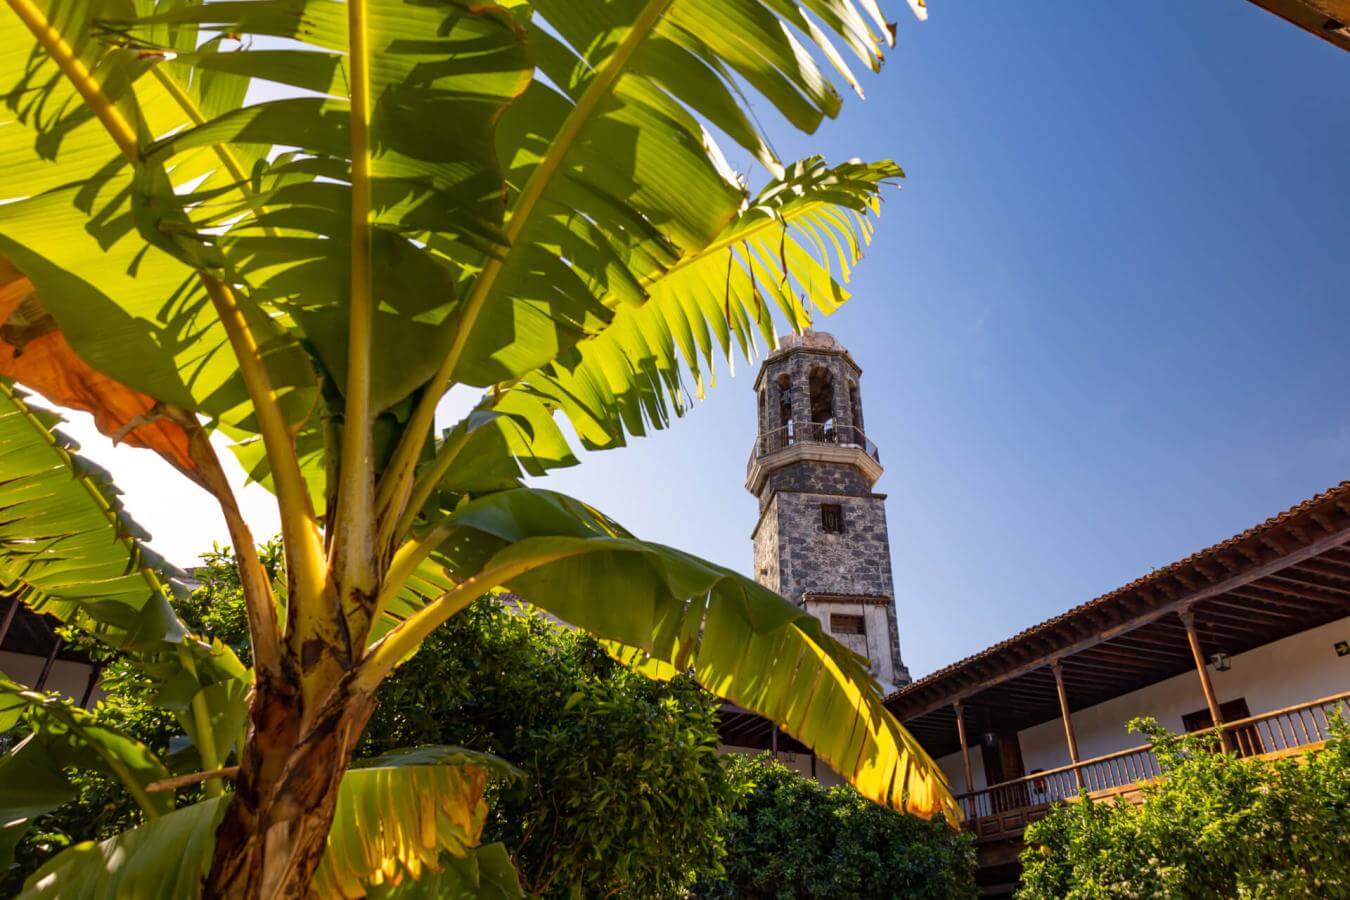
top-left (1179, 609), bottom-right (1230, 751)
top-left (34, 636), bottom-right (60, 692)
top-left (1051, 661), bottom-right (1085, 790)
top-left (953, 701), bottom-right (974, 795)
top-left (0, 598), bottom-right (18, 648)
top-left (78, 662), bottom-right (104, 709)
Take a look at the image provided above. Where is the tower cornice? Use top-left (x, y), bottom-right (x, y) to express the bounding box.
top-left (745, 442), bottom-right (884, 496)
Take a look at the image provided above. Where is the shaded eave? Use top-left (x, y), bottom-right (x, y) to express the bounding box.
top-left (1243, 0), bottom-right (1350, 52)
top-left (887, 481), bottom-right (1350, 757)
top-left (0, 597), bottom-right (92, 664)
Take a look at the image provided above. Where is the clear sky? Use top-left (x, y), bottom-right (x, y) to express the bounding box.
top-left (62, 0), bottom-right (1350, 680)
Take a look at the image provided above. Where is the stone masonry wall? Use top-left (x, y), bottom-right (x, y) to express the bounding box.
top-left (758, 462), bottom-right (872, 513)
top-left (801, 600), bottom-right (902, 688)
top-left (752, 494), bottom-right (782, 594)
top-left (774, 491), bottom-right (894, 600)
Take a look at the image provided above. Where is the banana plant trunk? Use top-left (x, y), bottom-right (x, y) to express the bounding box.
top-left (204, 666), bottom-right (375, 897)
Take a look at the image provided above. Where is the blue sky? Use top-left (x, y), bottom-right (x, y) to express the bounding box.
top-left (70, 0), bottom-right (1350, 679)
top-left (523, 1), bottom-right (1350, 677)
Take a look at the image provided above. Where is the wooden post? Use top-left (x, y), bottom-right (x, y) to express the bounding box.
top-left (79, 662), bottom-right (104, 709)
top-left (0, 598), bottom-right (18, 648)
top-left (1180, 609), bottom-right (1231, 751)
top-left (1052, 661), bottom-right (1085, 791)
top-left (34, 636), bottom-right (61, 692)
top-left (770, 722), bottom-right (778, 758)
top-left (953, 701), bottom-right (974, 795)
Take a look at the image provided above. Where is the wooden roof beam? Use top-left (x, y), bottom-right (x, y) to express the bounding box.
top-left (1203, 595), bottom-right (1300, 620)
top-left (1272, 570), bottom-right (1350, 597)
top-left (1225, 589), bottom-right (1328, 614)
top-left (1297, 559), bottom-right (1350, 579)
top-left (1257, 577), bottom-right (1349, 606)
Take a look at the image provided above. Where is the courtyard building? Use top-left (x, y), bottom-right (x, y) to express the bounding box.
top-left (890, 481), bottom-right (1350, 893)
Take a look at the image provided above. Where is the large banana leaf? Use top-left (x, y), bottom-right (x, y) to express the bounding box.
top-left (0, 381), bottom-right (186, 652)
top-left (440, 157), bottom-right (901, 494)
top-left (17, 795), bottom-right (227, 899)
top-left (365, 843), bottom-right (524, 900)
top-left (92, 0), bottom-right (908, 444)
top-left (121, 0), bottom-right (534, 415)
top-left (456, 0), bottom-right (898, 385)
top-left (386, 489), bottom-right (960, 823)
top-left (0, 735), bottom-right (77, 877)
top-left (1, 0), bottom-right (914, 531)
top-left (317, 746), bottom-right (519, 898)
top-left (0, 674), bottom-right (176, 870)
top-left (0, 0), bottom-right (318, 437)
top-left (15, 746), bottom-right (515, 899)
top-left (0, 262), bottom-right (198, 473)
top-left (0, 382), bottom-right (251, 768)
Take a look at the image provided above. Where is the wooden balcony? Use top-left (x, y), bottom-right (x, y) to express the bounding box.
top-left (956, 691), bottom-right (1349, 841)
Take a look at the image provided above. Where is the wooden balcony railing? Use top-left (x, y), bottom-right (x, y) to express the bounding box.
top-left (955, 691), bottom-right (1350, 826)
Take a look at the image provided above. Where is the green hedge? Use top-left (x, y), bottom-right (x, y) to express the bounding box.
top-left (1018, 713), bottom-right (1350, 898)
top-left (698, 753), bottom-right (976, 899)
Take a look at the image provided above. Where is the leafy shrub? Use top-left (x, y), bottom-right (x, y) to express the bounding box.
top-left (359, 600), bottom-right (739, 898)
top-left (172, 540), bottom-right (284, 668)
top-left (1018, 713), bottom-right (1350, 899)
top-left (698, 753), bottom-right (976, 899)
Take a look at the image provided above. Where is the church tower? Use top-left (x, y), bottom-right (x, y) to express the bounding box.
top-left (747, 331), bottom-right (911, 691)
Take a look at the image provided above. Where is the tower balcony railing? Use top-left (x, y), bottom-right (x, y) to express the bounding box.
top-left (749, 422), bottom-right (880, 473)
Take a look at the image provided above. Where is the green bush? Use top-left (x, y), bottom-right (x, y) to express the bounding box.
top-left (1018, 713), bottom-right (1350, 899)
top-left (698, 753), bottom-right (976, 899)
top-left (359, 600), bottom-right (739, 898)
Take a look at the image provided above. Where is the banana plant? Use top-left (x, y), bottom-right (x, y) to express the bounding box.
top-left (0, 0), bottom-right (957, 894)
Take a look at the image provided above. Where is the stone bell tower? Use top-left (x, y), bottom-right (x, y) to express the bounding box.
top-left (747, 331), bottom-right (910, 691)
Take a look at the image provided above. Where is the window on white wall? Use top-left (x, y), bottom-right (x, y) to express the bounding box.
top-left (830, 613), bottom-right (866, 635)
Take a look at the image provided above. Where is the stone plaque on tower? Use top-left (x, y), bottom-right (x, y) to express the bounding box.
top-left (747, 331), bottom-right (911, 691)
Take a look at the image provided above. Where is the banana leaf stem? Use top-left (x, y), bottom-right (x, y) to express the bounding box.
top-left (356, 546), bottom-right (587, 691)
top-left (4, 0), bottom-right (139, 158)
top-left (332, 0), bottom-right (378, 648)
top-left (146, 766), bottom-right (240, 794)
top-left (368, 521), bottom-right (456, 635)
top-left (176, 645), bottom-right (223, 799)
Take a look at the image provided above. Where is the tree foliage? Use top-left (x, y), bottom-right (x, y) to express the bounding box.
top-left (700, 754), bottom-right (977, 899)
top-left (362, 600), bottom-right (739, 898)
top-left (1018, 714), bottom-right (1350, 899)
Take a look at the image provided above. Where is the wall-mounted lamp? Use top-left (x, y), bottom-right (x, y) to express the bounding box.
top-left (1209, 651), bottom-right (1231, 672)
top-left (981, 731), bottom-right (998, 749)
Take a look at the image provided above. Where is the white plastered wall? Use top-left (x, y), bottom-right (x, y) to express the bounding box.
top-left (721, 743), bottom-right (848, 788)
top-left (0, 651), bottom-right (98, 702)
top-left (804, 600), bottom-right (898, 691)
